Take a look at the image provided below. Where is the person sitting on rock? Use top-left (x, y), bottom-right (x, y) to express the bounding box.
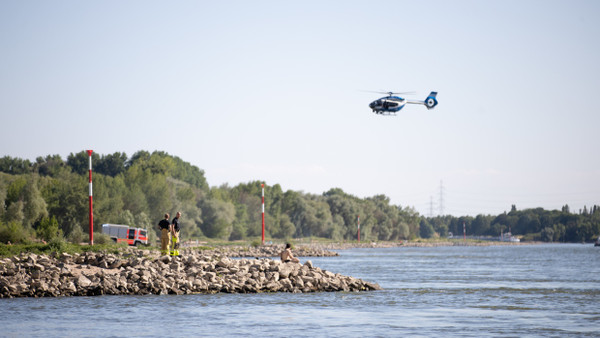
top-left (280, 243), bottom-right (300, 263)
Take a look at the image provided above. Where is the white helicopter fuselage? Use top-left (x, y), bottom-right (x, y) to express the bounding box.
top-left (369, 96), bottom-right (406, 114)
top-left (369, 92), bottom-right (438, 115)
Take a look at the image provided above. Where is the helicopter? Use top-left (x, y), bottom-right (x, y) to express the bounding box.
top-left (368, 91), bottom-right (438, 115)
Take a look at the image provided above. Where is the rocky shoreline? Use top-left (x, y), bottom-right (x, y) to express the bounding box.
top-left (0, 249), bottom-right (380, 298)
top-left (197, 244), bottom-right (340, 258)
top-left (289, 240), bottom-right (536, 250)
top-left (1, 240), bottom-right (533, 298)
top-left (184, 240), bottom-right (531, 259)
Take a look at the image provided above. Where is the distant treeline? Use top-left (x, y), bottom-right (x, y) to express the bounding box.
top-left (0, 151), bottom-right (598, 245)
top-left (421, 204), bottom-right (600, 242)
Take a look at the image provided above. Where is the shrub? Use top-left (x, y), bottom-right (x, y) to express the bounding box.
top-left (0, 243), bottom-right (20, 257)
top-left (36, 216), bottom-right (63, 242)
top-left (47, 236), bottom-right (67, 253)
top-left (93, 232), bottom-right (111, 245)
top-left (68, 225), bottom-right (85, 244)
top-left (0, 221), bottom-right (30, 244)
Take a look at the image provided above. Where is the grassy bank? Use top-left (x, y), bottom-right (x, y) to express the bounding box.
top-left (0, 241), bottom-right (129, 258)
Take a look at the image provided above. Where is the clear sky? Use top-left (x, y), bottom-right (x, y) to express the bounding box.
top-left (1, 0), bottom-right (599, 217)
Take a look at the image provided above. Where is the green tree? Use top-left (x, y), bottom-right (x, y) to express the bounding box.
top-left (471, 214), bottom-right (491, 235)
top-left (22, 175), bottom-right (49, 228)
top-left (328, 214), bottom-right (344, 241)
top-left (201, 199), bottom-right (235, 239)
top-left (93, 174), bottom-right (127, 226)
top-left (324, 188), bottom-right (361, 239)
top-left (552, 223), bottom-right (565, 242)
top-left (275, 214), bottom-right (297, 239)
top-left (396, 221), bottom-right (410, 239)
top-left (3, 175), bottom-right (48, 228)
top-left (96, 152), bottom-right (128, 177)
top-left (420, 219), bottom-right (435, 238)
top-left (0, 156), bottom-right (33, 175)
top-left (35, 155), bottom-right (65, 177)
top-left (541, 227), bottom-right (554, 242)
top-left (4, 200), bottom-right (25, 225)
top-left (42, 170), bottom-right (88, 236)
top-left (6, 176), bottom-right (27, 205)
top-left (67, 151), bottom-right (99, 175)
top-left (117, 210), bottom-right (135, 225)
top-left (229, 204), bottom-right (248, 240)
top-left (36, 216), bottom-right (63, 242)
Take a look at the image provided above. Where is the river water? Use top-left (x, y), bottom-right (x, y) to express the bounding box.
top-left (1, 244), bottom-right (598, 337)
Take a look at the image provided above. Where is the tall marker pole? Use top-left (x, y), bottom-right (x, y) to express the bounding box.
top-left (463, 221), bottom-right (466, 242)
top-left (87, 150), bottom-right (94, 245)
top-left (357, 215), bottom-right (360, 243)
top-left (261, 184), bottom-right (265, 245)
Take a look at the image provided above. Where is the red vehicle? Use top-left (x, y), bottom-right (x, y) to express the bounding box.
top-left (102, 224), bottom-right (148, 246)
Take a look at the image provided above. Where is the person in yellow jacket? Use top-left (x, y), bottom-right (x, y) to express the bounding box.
top-left (170, 211), bottom-right (181, 256)
top-left (158, 213), bottom-right (171, 255)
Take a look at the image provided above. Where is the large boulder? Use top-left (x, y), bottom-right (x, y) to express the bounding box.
top-left (76, 275), bottom-right (92, 288)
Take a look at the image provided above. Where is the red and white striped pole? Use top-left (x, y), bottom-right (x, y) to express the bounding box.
top-left (357, 215), bottom-right (360, 242)
top-left (261, 183), bottom-right (265, 245)
top-left (87, 150), bottom-right (94, 245)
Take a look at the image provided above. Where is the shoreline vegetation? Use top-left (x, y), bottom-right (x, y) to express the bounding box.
top-left (1, 151), bottom-right (598, 250)
top-left (0, 239), bottom-right (542, 298)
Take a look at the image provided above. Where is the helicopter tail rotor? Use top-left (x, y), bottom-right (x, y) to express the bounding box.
top-left (424, 91), bottom-right (438, 109)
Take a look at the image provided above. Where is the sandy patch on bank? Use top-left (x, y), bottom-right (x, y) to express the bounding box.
top-left (64, 264), bottom-right (121, 278)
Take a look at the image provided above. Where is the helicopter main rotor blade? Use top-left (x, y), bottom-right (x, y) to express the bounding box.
top-left (361, 90), bottom-right (416, 96)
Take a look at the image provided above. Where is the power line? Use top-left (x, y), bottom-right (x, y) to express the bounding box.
top-left (438, 180), bottom-right (445, 216)
top-left (429, 196), bottom-right (434, 218)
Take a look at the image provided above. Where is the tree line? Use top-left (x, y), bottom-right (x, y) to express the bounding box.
top-left (0, 151), bottom-right (417, 244)
top-left (0, 151), bottom-right (598, 244)
top-left (420, 204), bottom-right (600, 242)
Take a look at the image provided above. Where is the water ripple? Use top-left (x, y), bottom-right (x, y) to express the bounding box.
top-left (1, 244), bottom-right (598, 337)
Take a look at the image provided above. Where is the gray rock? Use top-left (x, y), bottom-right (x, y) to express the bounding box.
top-left (216, 258), bottom-right (233, 268)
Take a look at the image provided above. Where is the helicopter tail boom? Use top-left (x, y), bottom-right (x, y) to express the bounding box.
top-left (406, 91), bottom-right (438, 109)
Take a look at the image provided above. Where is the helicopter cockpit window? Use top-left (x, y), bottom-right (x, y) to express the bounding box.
top-left (388, 102), bottom-right (398, 107)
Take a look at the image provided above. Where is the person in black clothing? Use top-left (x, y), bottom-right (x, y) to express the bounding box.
top-left (170, 212), bottom-right (181, 256)
top-left (158, 213), bottom-right (171, 255)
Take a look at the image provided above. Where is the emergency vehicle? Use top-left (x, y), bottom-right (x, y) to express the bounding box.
top-left (101, 224), bottom-right (148, 246)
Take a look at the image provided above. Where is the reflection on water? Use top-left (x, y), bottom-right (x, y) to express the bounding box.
top-left (1, 244), bottom-right (598, 337)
